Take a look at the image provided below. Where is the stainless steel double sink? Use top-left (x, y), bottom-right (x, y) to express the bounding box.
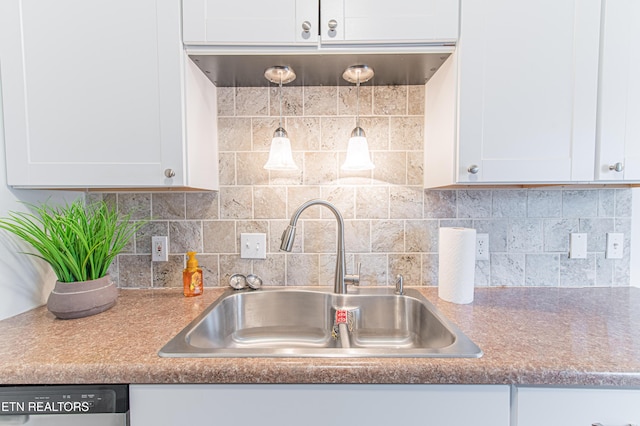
top-left (159, 287), bottom-right (482, 358)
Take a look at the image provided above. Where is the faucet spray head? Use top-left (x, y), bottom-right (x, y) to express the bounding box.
top-left (280, 225), bottom-right (297, 252)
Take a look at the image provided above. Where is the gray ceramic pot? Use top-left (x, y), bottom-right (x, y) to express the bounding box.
top-left (47, 274), bottom-right (118, 319)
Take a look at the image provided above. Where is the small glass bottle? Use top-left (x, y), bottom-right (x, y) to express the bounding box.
top-left (183, 251), bottom-right (203, 297)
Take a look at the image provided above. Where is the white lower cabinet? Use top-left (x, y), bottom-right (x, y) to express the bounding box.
top-left (515, 386), bottom-right (640, 426)
top-left (129, 384), bottom-right (510, 426)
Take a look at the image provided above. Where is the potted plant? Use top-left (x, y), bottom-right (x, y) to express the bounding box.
top-left (0, 199), bottom-right (147, 319)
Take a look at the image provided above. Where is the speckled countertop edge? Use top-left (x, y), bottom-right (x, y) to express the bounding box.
top-left (1, 287), bottom-right (639, 386)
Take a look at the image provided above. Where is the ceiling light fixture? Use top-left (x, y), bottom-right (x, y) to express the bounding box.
top-left (263, 66), bottom-right (298, 170)
top-left (341, 64), bottom-right (375, 171)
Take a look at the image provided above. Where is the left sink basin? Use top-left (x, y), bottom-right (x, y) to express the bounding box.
top-left (159, 287), bottom-right (482, 358)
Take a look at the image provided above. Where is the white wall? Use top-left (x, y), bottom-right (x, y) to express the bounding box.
top-left (0, 79), bottom-right (81, 320)
top-left (632, 188), bottom-right (640, 287)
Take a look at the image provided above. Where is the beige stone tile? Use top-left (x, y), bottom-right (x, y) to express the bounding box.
top-left (286, 253), bottom-right (319, 285)
top-left (118, 255), bottom-right (152, 288)
top-left (390, 186), bottom-right (423, 219)
top-left (320, 186), bottom-right (355, 219)
top-left (236, 87), bottom-right (268, 116)
top-left (219, 186), bottom-right (253, 219)
top-left (389, 254), bottom-right (421, 286)
top-left (269, 86), bottom-right (303, 116)
top-left (304, 86), bottom-right (337, 116)
top-left (371, 220), bottom-right (404, 252)
top-left (169, 221), bottom-right (202, 253)
top-left (372, 151), bottom-right (407, 185)
top-left (252, 254), bottom-right (286, 286)
top-left (218, 152), bottom-right (236, 185)
top-left (321, 116), bottom-right (356, 151)
top-left (408, 85), bottom-right (425, 115)
top-left (203, 221), bottom-right (236, 253)
top-left (358, 117), bottom-right (390, 151)
top-left (344, 220), bottom-right (371, 253)
top-left (407, 152), bottom-right (424, 186)
top-left (152, 254), bottom-right (183, 288)
top-left (217, 117), bottom-right (251, 151)
top-left (254, 186), bottom-right (287, 219)
top-left (373, 85), bottom-right (407, 115)
top-left (252, 117), bottom-right (280, 152)
top-left (152, 193), bottom-right (185, 220)
top-left (338, 85), bottom-right (373, 116)
top-left (237, 152), bottom-right (270, 185)
top-left (337, 164), bottom-right (374, 184)
top-left (390, 116), bottom-right (424, 150)
top-left (318, 253), bottom-right (339, 288)
top-left (405, 219), bottom-right (439, 252)
top-left (197, 254), bottom-right (220, 287)
top-left (356, 186), bottom-right (389, 219)
top-left (303, 220), bottom-right (336, 253)
top-left (422, 253), bottom-right (438, 286)
top-left (236, 220), bottom-right (269, 236)
top-left (117, 193), bottom-right (151, 220)
top-left (356, 253), bottom-right (388, 286)
top-left (287, 186), bottom-right (321, 218)
top-left (219, 255), bottom-right (252, 284)
top-left (136, 221), bottom-right (169, 254)
top-left (216, 87), bottom-right (235, 116)
top-left (186, 192), bottom-right (219, 220)
top-left (286, 117), bottom-right (321, 151)
top-left (303, 152), bottom-right (337, 185)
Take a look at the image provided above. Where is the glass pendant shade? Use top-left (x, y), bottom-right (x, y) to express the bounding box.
top-left (264, 128), bottom-right (297, 170)
top-left (342, 127), bottom-right (375, 171)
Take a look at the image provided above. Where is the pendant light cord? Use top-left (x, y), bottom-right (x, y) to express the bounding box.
top-left (355, 72), bottom-right (361, 128)
top-left (278, 74), bottom-right (283, 129)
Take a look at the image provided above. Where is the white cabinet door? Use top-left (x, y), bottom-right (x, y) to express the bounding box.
top-left (516, 386), bottom-right (640, 425)
top-left (183, 0), bottom-right (458, 45)
top-left (321, 0), bottom-right (458, 44)
top-left (425, 0), bottom-right (601, 187)
top-left (0, 0), bottom-right (218, 190)
top-left (595, 0), bottom-right (640, 182)
top-left (183, 0), bottom-right (318, 44)
top-left (130, 384), bottom-right (510, 426)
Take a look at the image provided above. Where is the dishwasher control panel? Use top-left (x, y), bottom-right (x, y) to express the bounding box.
top-left (0, 385), bottom-right (128, 415)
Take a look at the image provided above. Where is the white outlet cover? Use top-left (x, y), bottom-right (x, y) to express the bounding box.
top-left (151, 236), bottom-right (169, 262)
top-left (569, 233), bottom-right (587, 259)
top-left (606, 233), bottom-right (624, 259)
top-left (476, 233), bottom-right (489, 261)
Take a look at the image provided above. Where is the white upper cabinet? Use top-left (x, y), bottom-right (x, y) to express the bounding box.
top-left (595, 0), bottom-right (640, 182)
top-left (182, 0), bottom-right (458, 45)
top-left (425, 0), bottom-right (602, 187)
top-left (0, 0), bottom-right (218, 190)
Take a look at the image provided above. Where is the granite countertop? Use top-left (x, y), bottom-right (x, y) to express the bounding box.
top-left (0, 286), bottom-right (639, 386)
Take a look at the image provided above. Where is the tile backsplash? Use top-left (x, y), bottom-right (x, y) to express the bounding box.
top-left (92, 85), bottom-right (632, 289)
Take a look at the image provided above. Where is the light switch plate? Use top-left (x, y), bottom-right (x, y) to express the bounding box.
top-left (240, 233), bottom-right (267, 259)
top-left (569, 233), bottom-right (587, 259)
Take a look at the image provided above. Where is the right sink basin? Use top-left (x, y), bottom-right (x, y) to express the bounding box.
top-left (159, 287), bottom-right (482, 358)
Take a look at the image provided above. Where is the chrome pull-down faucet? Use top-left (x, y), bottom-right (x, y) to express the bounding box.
top-left (280, 199), bottom-right (358, 294)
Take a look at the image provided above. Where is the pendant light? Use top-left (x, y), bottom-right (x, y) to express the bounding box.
top-left (341, 65), bottom-right (375, 171)
top-left (263, 66), bottom-right (298, 170)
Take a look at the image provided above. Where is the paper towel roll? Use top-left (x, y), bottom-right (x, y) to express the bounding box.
top-left (438, 227), bottom-right (476, 304)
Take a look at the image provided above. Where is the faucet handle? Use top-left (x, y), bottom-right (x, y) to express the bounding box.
top-left (395, 274), bottom-right (404, 295)
top-left (344, 263), bottom-right (361, 287)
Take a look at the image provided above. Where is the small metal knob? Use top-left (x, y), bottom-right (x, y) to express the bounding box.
top-left (328, 19), bottom-right (338, 30)
top-left (164, 169), bottom-right (175, 178)
top-left (467, 165), bottom-right (479, 174)
top-left (302, 21), bottom-right (312, 32)
top-left (609, 162), bottom-right (624, 172)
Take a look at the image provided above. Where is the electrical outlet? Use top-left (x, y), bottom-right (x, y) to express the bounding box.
top-left (152, 236), bottom-right (169, 262)
top-left (606, 233), bottom-right (624, 259)
top-left (569, 233), bottom-right (587, 259)
top-left (476, 233), bottom-right (489, 261)
top-left (240, 233), bottom-right (267, 259)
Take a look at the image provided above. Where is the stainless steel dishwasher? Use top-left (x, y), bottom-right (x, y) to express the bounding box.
top-left (0, 385), bottom-right (128, 425)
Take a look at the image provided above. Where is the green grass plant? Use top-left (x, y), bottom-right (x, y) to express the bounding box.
top-left (0, 199), bottom-right (147, 283)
